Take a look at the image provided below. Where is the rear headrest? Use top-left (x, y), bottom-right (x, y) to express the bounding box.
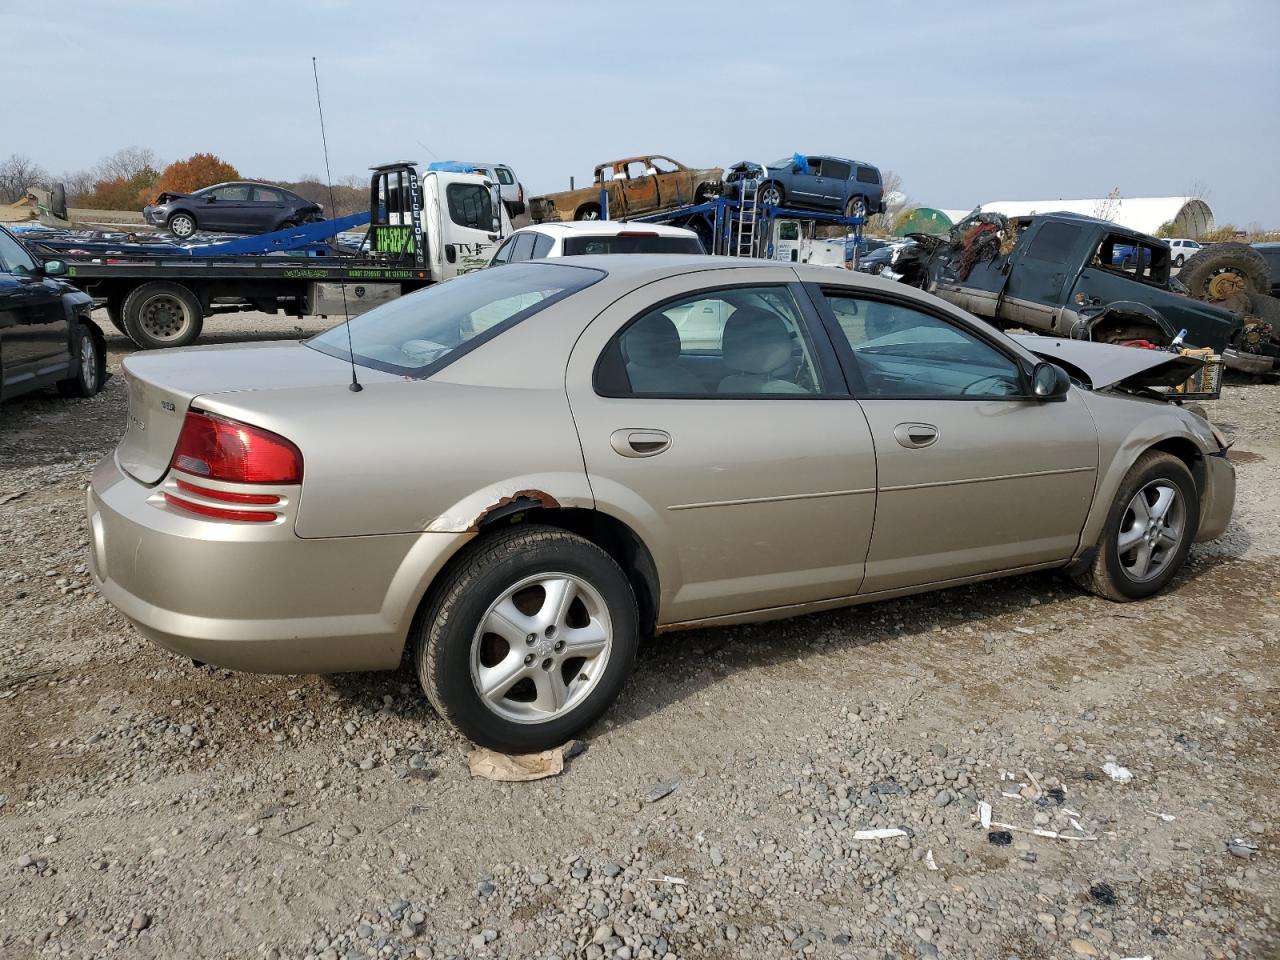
top-left (721, 307), bottom-right (792, 374)
top-left (622, 313), bottom-right (681, 368)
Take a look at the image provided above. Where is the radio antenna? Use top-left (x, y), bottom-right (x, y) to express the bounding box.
top-left (312, 56), bottom-right (361, 393)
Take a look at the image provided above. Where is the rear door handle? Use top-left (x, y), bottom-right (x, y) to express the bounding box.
top-left (893, 422), bottom-right (938, 448)
top-left (610, 429), bottom-right (671, 458)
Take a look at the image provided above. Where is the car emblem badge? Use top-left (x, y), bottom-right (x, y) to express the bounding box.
top-left (161, 400), bottom-right (176, 412)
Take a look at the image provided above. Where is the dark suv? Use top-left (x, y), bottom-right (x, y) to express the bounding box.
top-left (0, 226), bottom-right (105, 404)
top-left (726, 155), bottom-right (886, 217)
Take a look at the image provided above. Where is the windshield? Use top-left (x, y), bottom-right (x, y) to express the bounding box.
top-left (562, 235), bottom-right (705, 256)
top-left (767, 157), bottom-right (793, 169)
top-left (307, 262), bottom-right (603, 377)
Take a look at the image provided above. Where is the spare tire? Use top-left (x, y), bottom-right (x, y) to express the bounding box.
top-left (50, 183), bottom-right (68, 220)
top-left (1177, 242), bottom-right (1270, 312)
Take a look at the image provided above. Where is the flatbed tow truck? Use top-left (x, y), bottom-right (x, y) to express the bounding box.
top-left (31, 162), bottom-right (511, 349)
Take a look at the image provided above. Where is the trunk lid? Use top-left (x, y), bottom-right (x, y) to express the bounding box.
top-left (117, 340), bottom-right (397, 484)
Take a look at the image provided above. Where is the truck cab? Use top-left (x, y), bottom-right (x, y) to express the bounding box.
top-left (367, 163), bottom-right (512, 280)
top-left (927, 213), bottom-right (1243, 357)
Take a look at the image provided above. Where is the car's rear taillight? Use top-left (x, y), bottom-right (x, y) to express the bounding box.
top-left (164, 411), bottom-right (300, 522)
top-left (170, 411), bottom-right (302, 484)
top-left (518, 184), bottom-right (524, 202)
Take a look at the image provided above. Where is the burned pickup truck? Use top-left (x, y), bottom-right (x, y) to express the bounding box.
top-left (529, 156), bottom-right (722, 223)
top-left (892, 212), bottom-right (1277, 374)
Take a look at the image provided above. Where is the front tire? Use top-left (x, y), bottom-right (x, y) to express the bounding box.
top-left (415, 525), bottom-right (638, 752)
top-left (57, 322), bottom-right (105, 398)
top-left (167, 212), bottom-right (197, 239)
top-left (758, 181), bottom-right (784, 207)
top-left (1073, 451), bottom-right (1199, 601)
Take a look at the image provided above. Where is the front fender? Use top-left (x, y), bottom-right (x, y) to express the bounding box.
top-left (1074, 390), bottom-right (1221, 552)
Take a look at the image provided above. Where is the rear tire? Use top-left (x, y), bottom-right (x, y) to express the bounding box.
top-left (57, 322), bottom-right (105, 398)
top-left (414, 525), bottom-right (638, 752)
top-left (122, 281), bottom-right (204, 349)
top-left (1073, 451), bottom-right (1199, 601)
top-left (1174, 254), bottom-right (1185, 268)
top-left (845, 195), bottom-right (867, 219)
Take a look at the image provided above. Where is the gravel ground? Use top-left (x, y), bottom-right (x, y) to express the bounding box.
top-left (1, 311), bottom-right (1277, 960)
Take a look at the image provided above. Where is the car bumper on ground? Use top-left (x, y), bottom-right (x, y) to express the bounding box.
top-left (1195, 451), bottom-right (1236, 543)
top-left (1222, 347), bottom-right (1276, 375)
top-left (86, 454), bottom-right (469, 674)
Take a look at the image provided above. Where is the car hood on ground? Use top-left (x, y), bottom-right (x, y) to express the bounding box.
top-left (1010, 335), bottom-right (1208, 391)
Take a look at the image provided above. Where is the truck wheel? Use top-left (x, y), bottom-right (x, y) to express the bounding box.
top-left (167, 212), bottom-right (197, 239)
top-left (122, 282), bottom-right (204, 349)
top-left (1176, 242), bottom-right (1270, 312)
top-left (414, 524), bottom-right (638, 752)
top-left (845, 196), bottom-right (867, 219)
top-left (574, 204), bottom-right (601, 221)
top-left (57, 322), bottom-right (106, 398)
top-left (1073, 451), bottom-right (1199, 601)
top-left (1247, 292), bottom-right (1280, 325)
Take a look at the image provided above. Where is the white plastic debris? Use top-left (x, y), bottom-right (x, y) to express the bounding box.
top-left (978, 800), bottom-right (993, 829)
top-left (924, 849), bottom-right (939, 871)
top-left (851, 828), bottom-right (908, 841)
top-left (1102, 762), bottom-right (1133, 783)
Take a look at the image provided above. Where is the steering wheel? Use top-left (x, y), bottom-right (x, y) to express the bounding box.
top-left (961, 375), bottom-right (1018, 397)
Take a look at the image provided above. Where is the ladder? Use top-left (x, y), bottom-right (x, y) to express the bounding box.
top-left (733, 165), bottom-right (763, 258)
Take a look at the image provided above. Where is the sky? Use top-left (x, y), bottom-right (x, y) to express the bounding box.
top-left (8, 0), bottom-right (1280, 226)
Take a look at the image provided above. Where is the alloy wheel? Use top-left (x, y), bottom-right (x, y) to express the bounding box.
top-left (80, 332), bottom-right (97, 392)
top-left (470, 572), bottom-right (613, 724)
top-left (1116, 479), bottom-right (1186, 582)
top-left (760, 184), bottom-right (782, 206)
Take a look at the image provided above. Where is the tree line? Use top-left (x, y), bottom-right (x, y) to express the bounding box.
top-left (0, 148), bottom-right (366, 218)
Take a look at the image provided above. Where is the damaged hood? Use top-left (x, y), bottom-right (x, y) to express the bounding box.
top-left (1010, 335), bottom-right (1206, 391)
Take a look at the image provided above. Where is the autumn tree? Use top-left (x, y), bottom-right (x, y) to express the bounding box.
top-left (145, 153), bottom-right (240, 204)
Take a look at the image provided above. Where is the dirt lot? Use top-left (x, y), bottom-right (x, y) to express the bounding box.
top-left (1, 312), bottom-right (1277, 960)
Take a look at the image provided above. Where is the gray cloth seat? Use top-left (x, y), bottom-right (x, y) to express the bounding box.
top-left (623, 313), bottom-right (705, 395)
top-left (718, 307), bottom-right (809, 394)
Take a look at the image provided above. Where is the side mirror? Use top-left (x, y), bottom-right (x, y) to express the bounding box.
top-left (42, 259), bottom-right (66, 277)
top-left (1031, 361), bottom-right (1071, 400)
top-left (205, 195), bottom-right (217, 203)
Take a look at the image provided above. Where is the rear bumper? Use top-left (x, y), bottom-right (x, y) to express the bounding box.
top-left (1195, 452), bottom-right (1236, 542)
top-left (87, 455), bottom-right (469, 673)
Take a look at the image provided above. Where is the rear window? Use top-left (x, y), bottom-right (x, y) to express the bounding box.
top-left (306, 262), bottom-right (603, 377)
top-left (1024, 222), bottom-right (1082, 263)
top-left (562, 234), bottom-right (706, 256)
top-left (446, 182), bottom-right (493, 230)
top-left (495, 167), bottom-right (516, 185)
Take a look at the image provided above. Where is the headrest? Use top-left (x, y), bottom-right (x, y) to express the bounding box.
top-left (623, 313), bottom-right (681, 368)
top-left (721, 307), bottom-right (792, 374)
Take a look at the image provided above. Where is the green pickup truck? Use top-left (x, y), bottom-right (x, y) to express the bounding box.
top-left (916, 212), bottom-right (1277, 374)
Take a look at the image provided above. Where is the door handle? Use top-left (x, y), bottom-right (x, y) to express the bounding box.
top-left (610, 429), bottom-right (671, 458)
top-left (893, 422), bottom-right (938, 448)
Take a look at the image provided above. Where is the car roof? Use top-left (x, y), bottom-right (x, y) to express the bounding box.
top-left (199, 181), bottom-right (291, 192)
top-left (515, 222), bottom-right (698, 238)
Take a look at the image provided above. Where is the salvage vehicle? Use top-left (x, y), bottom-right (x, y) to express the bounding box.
top-left (88, 256), bottom-right (1234, 751)
top-left (52, 164), bottom-right (512, 349)
top-left (901, 212), bottom-right (1278, 372)
top-left (490, 222), bottom-right (704, 263)
top-left (724, 155), bottom-right (887, 218)
top-left (528, 156), bottom-right (722, 223)
top-left (143, 182), bottom-right (324, 240)
top-left (0, 225), bottom-right (105, 405)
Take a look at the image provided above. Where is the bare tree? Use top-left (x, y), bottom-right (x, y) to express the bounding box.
top-left (1185, 179), bottom-right (1210, 202)
top-left (0, 154), bottom-right (49, 203)
top-left (94, 146), bottom-right (161, 183)
top-left (1092, 186), bottom-right (1122, 222)
top-left (866, 169), bottom-right (907, 235)
top-left (59, 168), bottom-right (98, 206)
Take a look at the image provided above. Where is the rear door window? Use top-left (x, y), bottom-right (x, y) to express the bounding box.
top-left (822, 160), bottom-right (852, 180)
top-left (1024, 222), bottom-right (1082, 263)
top-left (495, 166), bottom-right (515, 185)
top-left (531, 233), bottom-right (554, 258)
top-left (252, 187), bottom-right (285, 203)
top-left (595, 286), bottom-right (825, 397)
top-left (446, 182), bottom-right (493, 230)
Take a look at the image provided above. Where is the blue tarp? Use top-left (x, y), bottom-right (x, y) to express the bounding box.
top-left (426, 161), bottom-right (477, 174)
